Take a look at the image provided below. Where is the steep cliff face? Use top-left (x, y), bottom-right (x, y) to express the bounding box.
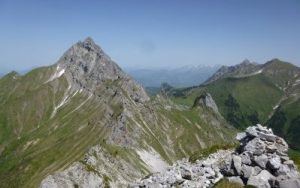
top-left (0, 38), bottom-right (236, 188)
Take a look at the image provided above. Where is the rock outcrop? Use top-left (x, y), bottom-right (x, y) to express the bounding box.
top-left (133, 124), bottom-right (300, 188)
top-left (131, 150), bottom-right (232, 188)
top-left (193, 93), bottom-right (219, 114)
top-left (222, 124), bottom-right (300, 188)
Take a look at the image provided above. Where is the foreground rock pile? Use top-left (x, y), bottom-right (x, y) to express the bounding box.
top-left (131, 150), bottom-right (232, 188)
top-left (222, 124), bottom-right (300, 188)
top-left (133, 124), bottom-right (300, 188)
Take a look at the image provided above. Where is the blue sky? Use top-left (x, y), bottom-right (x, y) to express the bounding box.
top-left (0, 0), bottom-right (300, 73)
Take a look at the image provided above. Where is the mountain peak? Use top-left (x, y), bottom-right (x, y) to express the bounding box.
top-left (241, 59), bottom-right (251, 65)
top-left (73, 37), bottom-right (104, 56)
top-left (239, 59), bottom-right (257, 66)
top-left (82, 37), bottom-right (98, 50)
top-left (204, 60), bottom-right (262, 84)
top-left (83, 36), bottom-right (95, 44)
top-left (59, 38), bottom-right (125, 83)
top-left (54, 38), bottom-right (149, 103)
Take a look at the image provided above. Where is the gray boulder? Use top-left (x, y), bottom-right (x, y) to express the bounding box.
top-left (220, 155), bottom-right (235, 176)
top-left (254, 154), bottom-right (269, 169)
top-left (241, 165), bottom-right (255, 179)
top-left (236, 132), bottom-right (247, 141)
top-left (232, 155), bottom-right (242, 175)
top-left (258, 132), bottom-right (277, 142)
top-left (240, 151), bottom-right (252, 165)
top-left (180, 166), bottom-right (192, 180)
top-left (247, 170), bottom-right (275, 188)
top-left (241, 165), bottom-right (262, 179)
top-left (246, 126), bottom-right (259, 137)
top-left (244, 137), bottom-right (266, 155)
top-left (279, 179), bottom-right (300, 188)
top-left (276, 164), bottom-right (299, 179)
top-left (227, 176), bottom-right (244, 186)
top-left (268, 155), bottom-right (281, 170)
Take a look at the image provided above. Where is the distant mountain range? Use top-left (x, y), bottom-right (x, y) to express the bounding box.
top-left (203, 59), bottom-right (262, 85)
top-left (166, 58), bottom-right (300, 152)
top-left (125, 65), bottom-right (219, 88)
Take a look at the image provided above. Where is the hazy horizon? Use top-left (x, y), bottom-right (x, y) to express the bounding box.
top-left (1, 0), bottom-right (300, 74)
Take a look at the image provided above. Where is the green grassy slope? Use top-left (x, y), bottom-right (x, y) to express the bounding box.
top-left (267, 97), bottom-right (300, 150)
top-left (0, 67), bottom-right (113, 187)
top-left (167, 59), bottom-right (300, 151)
top-left (168, 74), bottom-right (283, 129)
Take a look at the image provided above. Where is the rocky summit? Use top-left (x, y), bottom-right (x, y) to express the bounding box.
top-left (132, 124), bottom-right (300, 188)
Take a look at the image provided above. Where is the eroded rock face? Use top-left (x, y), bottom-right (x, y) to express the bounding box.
top-left (221, 124), bottom-right (300, 188)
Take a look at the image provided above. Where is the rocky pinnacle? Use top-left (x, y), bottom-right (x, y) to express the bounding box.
top-left (55, 37), bottom-right (149, 103)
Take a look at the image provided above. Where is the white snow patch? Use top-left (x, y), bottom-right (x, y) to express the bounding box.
top-left (50, 87), bottom-right (79, 118)
top-left (293, 83), bottom-right (300, 87)
top-left (194, 123), bottom-right (202, 130)
top-left (273, 105), bottom-right (279, 110)
top-left (252, 69), bottom-right (263, 75)
top-left (45, 65), bottom-right (65, 83)
top-left (51, 95), bottom-right (69, 118)
top-left (195, 134), bottom-right (206, 148)
top-left (137, 149), bottom-right (168, 173)
top-left (70, 90), bottom-right (79, 98)
top-left (67, 93), bottom-right (93, 115)
top-left (178, 143), bottom-right (189, 157)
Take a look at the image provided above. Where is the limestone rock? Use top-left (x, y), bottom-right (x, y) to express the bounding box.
top-left (223, 124), bottom-right (300, 188)
top-left (279, 179), bottom-right (300, 188)
top-left (133, 150), bottom-right (232, 188)
top-left (268, 155), bottom-right (281, 170)
top-left (244, 137), bottom-right (266, 155)
top-left (236, 132), bottom-right (247, 141)
top-left (232, 155), bottom-right (242, 175)
top-left (133, 124), bottom-right (300, 188)
top-left (247, 170), bottom-right (275, 188)
top-left (227, 176), bottom-right (244, 186)
top-left (240, 151), bottom-right (252, 165)
top-left (254, 154), bottom-right (269, 169)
